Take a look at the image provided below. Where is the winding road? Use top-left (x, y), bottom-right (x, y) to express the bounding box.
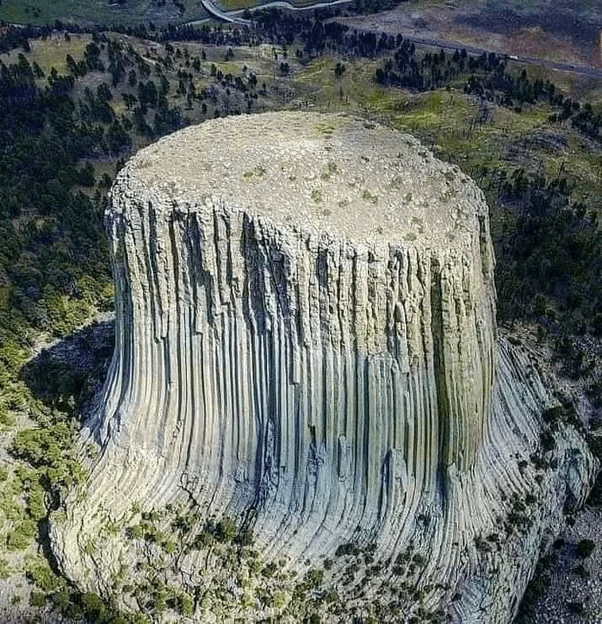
top-left (194, 0), bottom-right (352, 27)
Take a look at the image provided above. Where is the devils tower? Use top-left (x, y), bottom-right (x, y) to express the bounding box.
top-left (51, 112), bottom-right (596, 623)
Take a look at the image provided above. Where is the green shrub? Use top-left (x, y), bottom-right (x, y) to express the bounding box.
top-left (0, 558), bottom-right (11, 579)
top-left (30, 591), bottom-right (48, 607)
top-left (217, 516), bottom-right (237, 543)
top-left (170, 592), bottom-right (194, 616)
top-left (262, 562), bottom-right (278, 578)
top-left (539, 430), bottom-right (555, 452)
top-left (576, 539), bottom-right (595, 559)
top-left (304, 568), bottom-right (324, 589)
top-left (26, 561), bottom-right (61, 592)
top-left (126, 524), bottom-right (144, 540)
top-left (335, 543), bottom-right (360, 557)
top-left (7, 518), bottom-right (37, 550)
top-left (80, 592), bottom-right (109, 620)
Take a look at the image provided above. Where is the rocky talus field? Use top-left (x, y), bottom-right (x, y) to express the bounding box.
top-left (50, 112), bottom-right (597, 623)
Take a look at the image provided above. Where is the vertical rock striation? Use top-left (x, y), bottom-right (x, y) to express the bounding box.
top-left (51, 113), bottom-right (596, 622)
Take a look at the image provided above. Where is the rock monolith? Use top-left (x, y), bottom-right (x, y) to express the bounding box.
top-left (51, 112), bottom-right (596, 623)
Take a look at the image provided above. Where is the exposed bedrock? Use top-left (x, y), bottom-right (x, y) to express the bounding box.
top-left (51, 112), bottom-right (597, 622)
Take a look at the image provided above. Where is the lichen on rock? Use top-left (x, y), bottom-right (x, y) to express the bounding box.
top-left (50, 112), bottom-right (597, 623)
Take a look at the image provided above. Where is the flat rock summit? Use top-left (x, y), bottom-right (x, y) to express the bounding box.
top-left (116, 112), bottom-right (481, 248)
top-left (51, 112), bottom-right (596, 623)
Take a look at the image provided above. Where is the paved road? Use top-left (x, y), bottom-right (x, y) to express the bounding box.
top-left (190, 0), bottom-right (352, 26)
top-left (198, 0), bottom-right (251, 25)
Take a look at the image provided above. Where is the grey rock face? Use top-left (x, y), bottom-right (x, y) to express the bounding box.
top-left (51, 113), bottom-right (597, 622)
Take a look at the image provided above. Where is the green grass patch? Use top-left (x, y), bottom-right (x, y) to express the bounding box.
top-left (27, 35), bottom-right (90, 75)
